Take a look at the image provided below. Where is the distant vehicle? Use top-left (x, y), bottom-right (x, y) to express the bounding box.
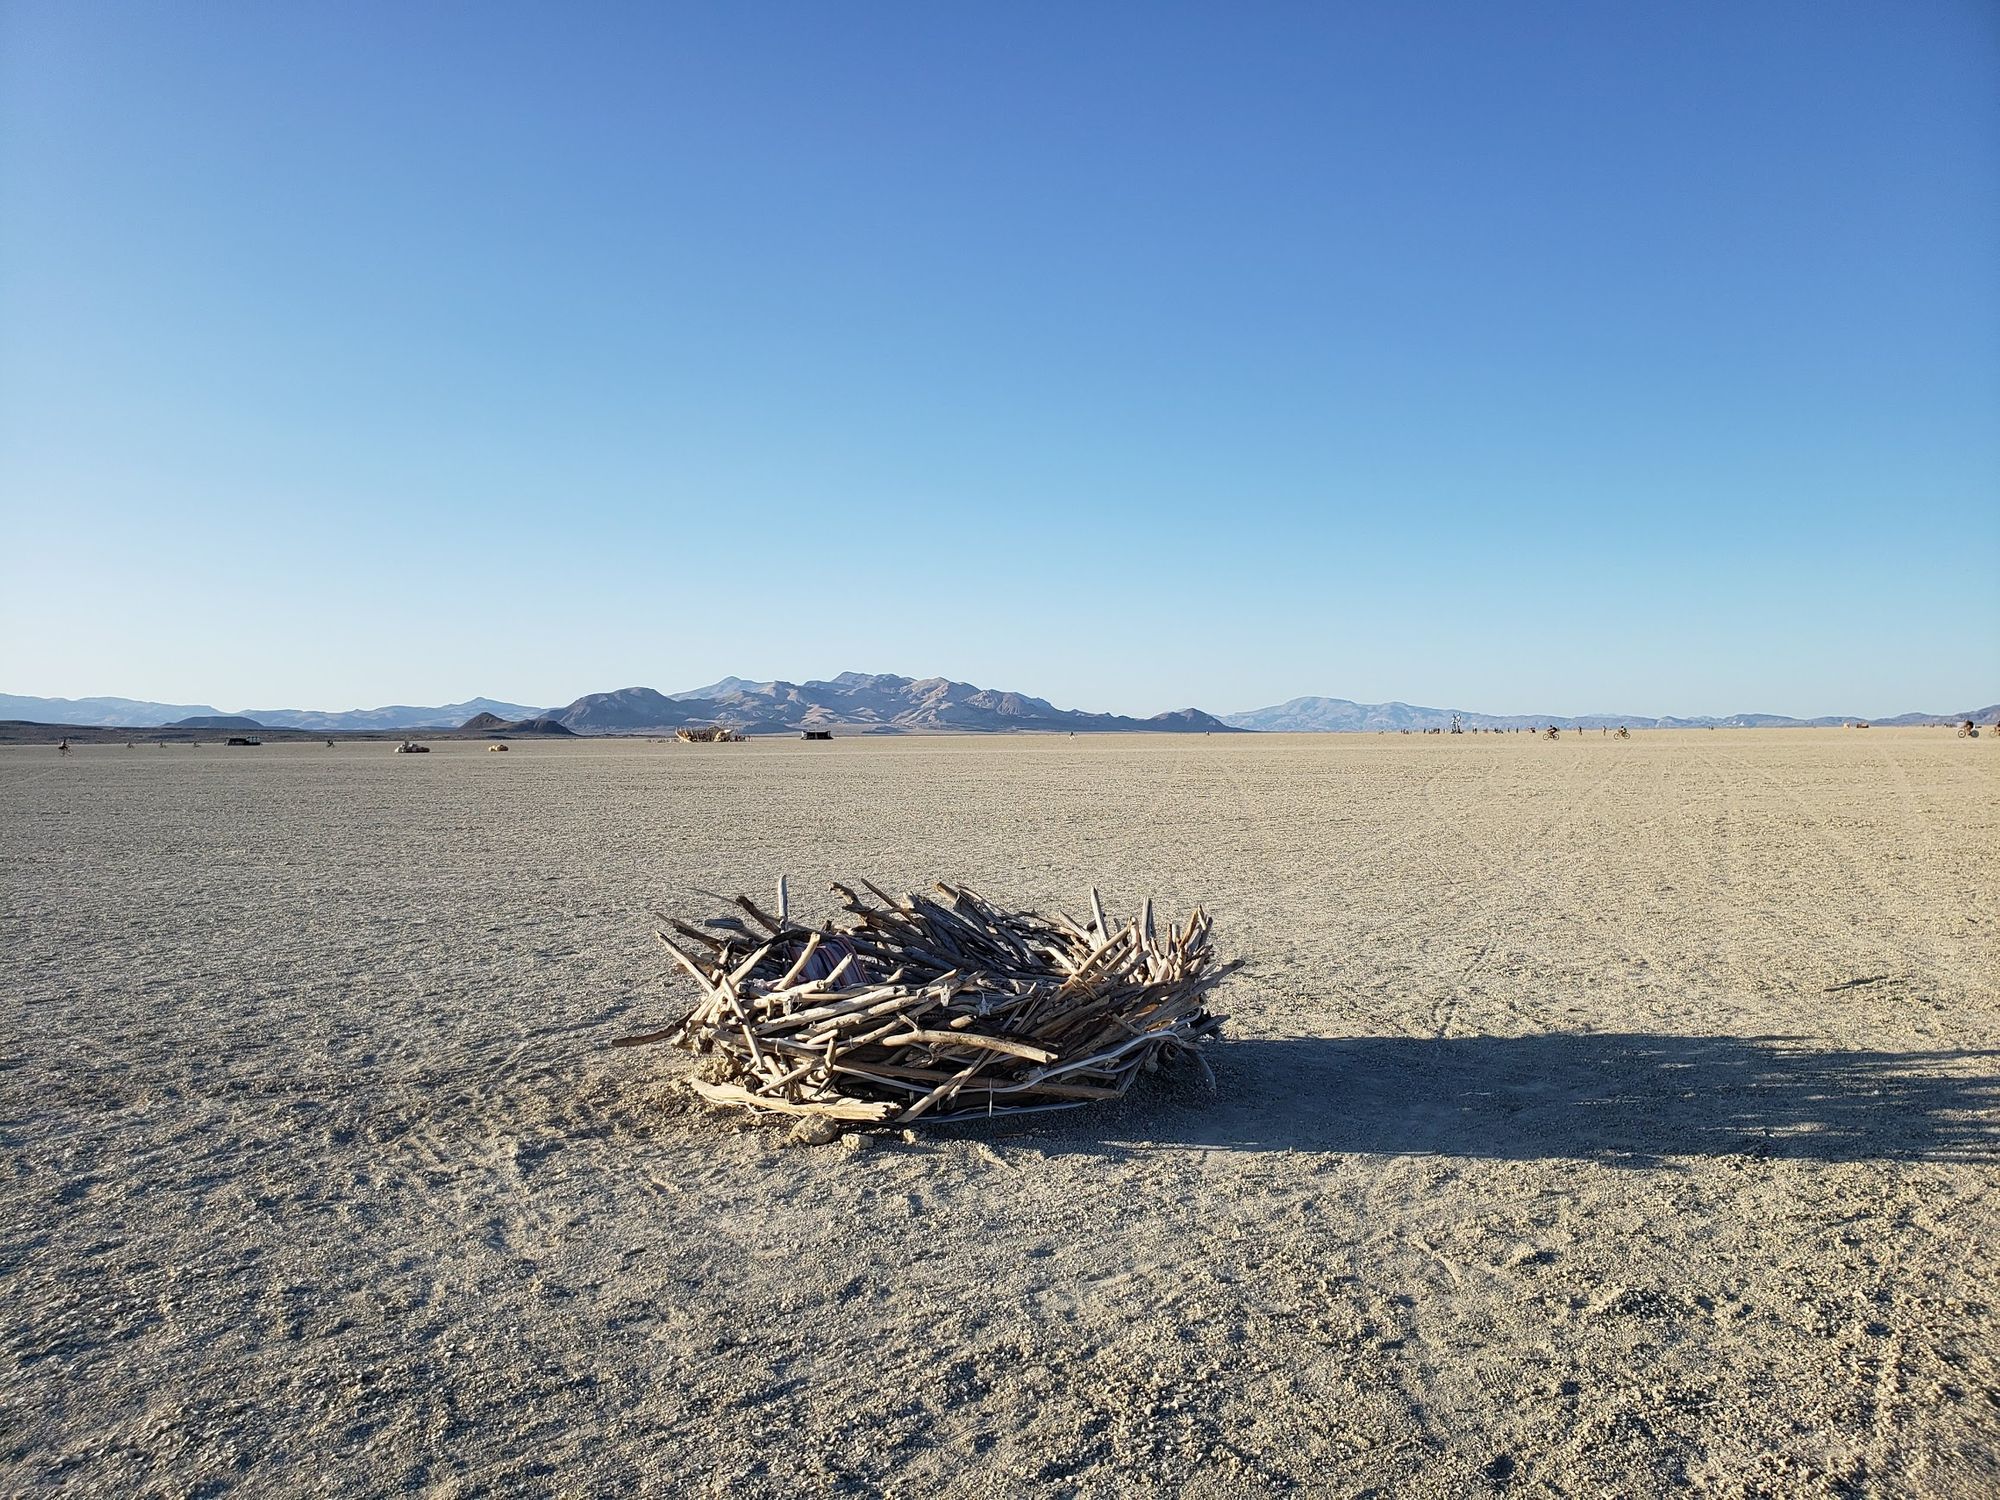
top-left (394, 740), bottom-right (430, 754)
top-left (225, 736), bottom-right (261, 747)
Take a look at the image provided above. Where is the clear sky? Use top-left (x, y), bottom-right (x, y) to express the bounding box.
top-left (3, 2), bottom-right (1995, 718)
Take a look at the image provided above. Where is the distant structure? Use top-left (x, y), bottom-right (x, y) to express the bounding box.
top-left (1450, 713), bottom-right (1463, 734)
top-left (677, 725), bottom-right (746, 743)
top-left (801, 729), bottom-right (832, 741)
top-left (487, 743), bottom-right (510, 752)
top-left (394, 740), bottom-right (430, 754)
top-left (224, 736), bottom-right (261, 747)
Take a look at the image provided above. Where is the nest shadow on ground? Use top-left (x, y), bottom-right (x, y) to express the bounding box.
top-left (966, 1032), bottom-right (2000, 1167)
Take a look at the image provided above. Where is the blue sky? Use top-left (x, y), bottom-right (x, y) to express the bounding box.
top-left (3, 1), bottom-right (1995, 717)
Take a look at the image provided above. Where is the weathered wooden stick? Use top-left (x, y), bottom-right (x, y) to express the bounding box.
top-left (875, 1029), bottom-right (1058, 1064)
top-left (899, 1057), bottom-right (988, 1121)
top-left (772, 930), bottom-right (823, 991)
top-left (690, 1079), bottom-right (896, 1121)
top-left (656, 931), bottom-right (718, 992)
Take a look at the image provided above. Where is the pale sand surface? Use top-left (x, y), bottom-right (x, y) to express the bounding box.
top-left (3, 729), bottom-right (1996, 1497)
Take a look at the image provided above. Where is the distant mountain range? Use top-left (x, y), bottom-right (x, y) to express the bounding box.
top-left (0, 678), bottom-right (1229, 735)
top-left (551, 674), bottom-right (1231, 735)
top-left (1221, 696), bottom-right (2000, 732)
top-left (5, 682), bottom-right (1993, 736)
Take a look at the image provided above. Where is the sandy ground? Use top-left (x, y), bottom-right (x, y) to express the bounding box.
top-left (2, 728), bottom-right (1996, 1497)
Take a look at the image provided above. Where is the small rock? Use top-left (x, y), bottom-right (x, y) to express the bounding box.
top-left (786, 1117), bottom-right (843, 1148)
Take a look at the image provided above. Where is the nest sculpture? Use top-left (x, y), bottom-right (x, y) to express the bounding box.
top-left (618, 879), bottom-right (1234, 1125)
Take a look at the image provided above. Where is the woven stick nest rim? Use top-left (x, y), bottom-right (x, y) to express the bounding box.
top-left (618, 878), bottom-right (1235, 1126)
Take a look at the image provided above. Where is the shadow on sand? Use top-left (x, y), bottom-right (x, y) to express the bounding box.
top-left (994, 1033), bottom-right (2000, 1167)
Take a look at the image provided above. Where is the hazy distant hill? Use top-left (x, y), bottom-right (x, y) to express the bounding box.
top-left (1222, 696), bottom-right (1695, 731)
top-left (1224, 695), bottom-right (1999, 732)
top-left (242, 698), bottom-right (546, 731)
top-left (1874, 704), bottom-right (2000, 726)
top-left (0, 694), bottom-right (546, 731)
top-left (168, 715), bottom-right (268, 730)
top-left (555, 672), bottom-right (1239, 735)
top-left (0, 694), bottom-right (225, 727)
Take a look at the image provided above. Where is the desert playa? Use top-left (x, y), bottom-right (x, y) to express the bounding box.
top-left (3, 728), bottom-right (1996, 1496)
